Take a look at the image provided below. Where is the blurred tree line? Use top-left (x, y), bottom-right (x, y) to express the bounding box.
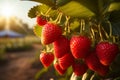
top-left (0, 16), bottom-right (34, 35)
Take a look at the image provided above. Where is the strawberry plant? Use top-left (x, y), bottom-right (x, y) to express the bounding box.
top-left (24, 0), bottom-right (120, 79)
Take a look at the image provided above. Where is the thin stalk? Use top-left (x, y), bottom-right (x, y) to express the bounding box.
top-left (91, 27), bottom-right (95, 41)
top-left (57, 12), bottom-right (63, 24)
top-left (45, 7), bottom-right (52, 16)
top-left (101, 27), bottom-right (109, 39)
top-left (80, 20), bottom-right (83, 34)
top-left (107, 20), bottom-right (112, 37)
top-left (65, 16), bottom-right (70, 33)
top-left (112, 36), bottom-right (116, 43)
top-left (82, 19), bottom-right (85, 31)
top-left (46, 45), bottom-right (51, 52)
top-left (54, 13), bottom-right (61, 23)
top-left (64, 16), bottom-right (69, 35)
top-left (98, 23), bottom-right (103, 41)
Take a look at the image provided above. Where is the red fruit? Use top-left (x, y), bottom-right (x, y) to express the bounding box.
top-left (96, 42), bottom-right (119, 66)
top-left (37, 16), bottom-right (47, 26)
top-left (53, 35), bottom-right (70, 58)
top-left (59, 53), bottom-right (74, 70)
top-left (70, 36), bottom-right (91, 59)
top-left (85, 52), bottom-right (108, 76)
top-left (41, 23), bottom-right (62, 45)
top-left (40, 52), bottom-right (54, 68)
top-left (54, 62), bottom-right (66, 75)
top-left (72, 62), bottom-right (88, 76)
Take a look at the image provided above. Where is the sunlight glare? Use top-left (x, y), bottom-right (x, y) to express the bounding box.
top-left (1, 3), bottom-right (15, 17)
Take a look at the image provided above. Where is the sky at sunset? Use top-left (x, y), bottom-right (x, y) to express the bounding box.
top-left (0, 0), bottom-right (39, 28)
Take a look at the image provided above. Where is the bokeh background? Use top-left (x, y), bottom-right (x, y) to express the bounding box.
top-left (0, 0), bottom-right (55, 80)
top-left (0, 0), bottom-right (73, 80)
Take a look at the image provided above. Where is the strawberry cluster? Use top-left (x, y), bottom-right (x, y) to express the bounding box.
top-left (37, 16), bottom-right (119, 77)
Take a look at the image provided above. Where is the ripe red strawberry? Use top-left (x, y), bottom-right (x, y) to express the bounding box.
top-left (54, 62), bottom-right (66, 75)
top-left (40, 52), bottom-right (54, 68)
top-left (96, 42), bottom-right (119, 66)
top-left (59, 53), bottom-right (74, 70)
top-left (37, 16), bottom-right (47, 26)
top-left (53, 35), bottom-right (70, 58)
top-left (70, 35), bottom-right (91, 59)
top-left (41, 23), bottom-right (62, 45)
top-left (85, 53), bottom-right (100, 71)
top-left (72, 62), bottom-right (88, 76)
top-left (85, 52), bottom-right (108, 76)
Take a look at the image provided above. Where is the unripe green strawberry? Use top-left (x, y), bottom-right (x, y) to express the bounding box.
top-left (54, 62), bottom-right (66, 75)
top-left (72, 62), bottom-right (88, 76)
top-left (40, 52), bottom-right (54, 68)
top-left (96, 42), bottom-right (119, 66)
top-left (41, 22), bottom-right (62, 45)
top-left (70, 35), bottom-right (91, 59)
top-left (59, 53), bottom-right (75, 70)
top-left (85, 52), bottom-right (108, 76)
top-left (37, 16), bottom-right (47, 26)
top-left (53, 35), bottom-right (70, 58)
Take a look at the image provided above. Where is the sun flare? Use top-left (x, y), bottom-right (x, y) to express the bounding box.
top-left (1, 3), bottom-right (15, 17)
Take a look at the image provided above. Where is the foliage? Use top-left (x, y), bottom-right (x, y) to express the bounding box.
top-left (26, 0), bottom-right (120, 80)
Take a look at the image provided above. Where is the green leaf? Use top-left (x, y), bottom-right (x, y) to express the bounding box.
top-left (22, 0), bottom-right (56, 7)
top-left (109, 10), bottom-right (120, 23)
top-left (102, 10), bottom-right (120, 36)
top-left (56, 0), bottom-right (115, 19)
top-left (35, 68), bottom-right (48, 80)
top-left (109, 10), bottom-right (120, 35)
top-left (56, 0), bottom-right (71, 6)
top-left (66, 66), bottom-right (73, 76)
top-left (38, 5), bottom-right (57, 17)
top-left (108, 2), bottom-right (120, 12)
top-left (33, 25), bottom-right (43, 38)
top-left (70, 20), bottom-right (80, 31)
top-left (28, 5), bottom-right (41, 18)
top-left (28, 4), bottom-right (57, 18)
top-left (112, 22), bottom-right (120, 35)
top-left (59, 1), bottom-right (95, 18)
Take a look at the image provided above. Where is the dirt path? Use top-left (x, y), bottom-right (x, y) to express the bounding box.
top-left (0, 44), bottom-right (42, 80)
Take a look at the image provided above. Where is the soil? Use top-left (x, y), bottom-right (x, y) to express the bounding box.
top-left (0, 44), bottom-right (44, 80)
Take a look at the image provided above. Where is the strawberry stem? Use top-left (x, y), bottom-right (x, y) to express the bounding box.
top-left (101, 27), bottom-right (109, 39)
top-left (98, 23), bottom-right (103, 41)
top-left (66, 16), bottom-right (70, 33)
top-left (57, 12), bottom-right (63, 24)
top-left (112, 36), bottom-right (116, 43)
top-left (46, 45), bottom-right (51, 52)
top-left (91, 27), bottom-right (95, 42)
top-left (45, 7), bottom-right (52, 16)
top-left (107, 21), bottom-right (112, 38)
top-left (80, 19), bottom-right (83, 34)
top-left (64, 16), bottom-right (70, 36)
top-left (82, 19), bottom-right (85, 31)
top-left (54, 12), bottom-right (61, 23)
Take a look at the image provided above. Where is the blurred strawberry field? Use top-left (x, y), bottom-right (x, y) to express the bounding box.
top-left (0, 36), bottom-right (40, 51)
top-left (0, 36), bottom-right (40, 62)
